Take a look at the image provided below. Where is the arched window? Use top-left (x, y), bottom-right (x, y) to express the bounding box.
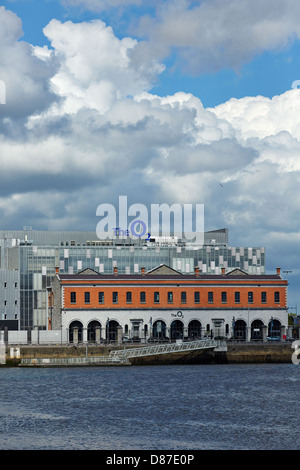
top-left (233, 320), bottom-right (247, 341)
top-left (153, 320), bottom-right (166, 339)
top-left (188, 320), bottom-right (202, 339)
top-left (170, 320), bottom-right (184, 340)
top-left (87, 320), bottom-right (101, 342)
top-left (106, 319), bottom-right (120, 342)
top-left (69, 321), bottom-right (83, 343)
top-left (251, 320), bottom-right (264, 340)
top-left (268, 319), bottom-right (281, 338)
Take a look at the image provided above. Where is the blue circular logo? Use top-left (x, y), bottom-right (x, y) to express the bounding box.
top-left (130, 220), bottom-right (147, 238)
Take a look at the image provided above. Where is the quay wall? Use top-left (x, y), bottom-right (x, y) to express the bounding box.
top-left (221, 343), bottom-right (293, 364)
top-left (129, 343), bottom-right (293, 365)
top-left (3, 342), bottom-right (295, 366)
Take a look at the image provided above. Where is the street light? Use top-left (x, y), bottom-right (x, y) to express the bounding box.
top-left (289, 306), bottom-right (298, 315)
top-left (106, 317), bottom-right (109, 343)
top-left (282, 270), bottom-right (292, 278)
top-left (247, 292), bottom-right (253, 342)
top-left (270, 316), bottom-right (273, 337)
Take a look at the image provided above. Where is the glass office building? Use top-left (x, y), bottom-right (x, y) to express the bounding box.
top-left (0, 228), bottom-right (265, 331)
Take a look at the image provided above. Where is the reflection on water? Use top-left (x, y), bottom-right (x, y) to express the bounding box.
top-left (0, 364), bottom-right (298, 450)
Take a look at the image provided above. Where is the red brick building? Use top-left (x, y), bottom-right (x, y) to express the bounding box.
top-left (49, 264), bottom-right (288, 343)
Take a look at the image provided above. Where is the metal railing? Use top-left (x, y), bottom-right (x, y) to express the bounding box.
top-left (20, 355), bottom-right (126, 366)
top-left (109, 339), bottom-right (219, 359)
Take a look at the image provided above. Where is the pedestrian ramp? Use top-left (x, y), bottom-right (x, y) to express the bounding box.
top-left (109, 339), bottom-right (220, 360)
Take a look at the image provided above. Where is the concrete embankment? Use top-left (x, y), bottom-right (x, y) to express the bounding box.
top-left (5, 344), bottom-right (110, 367)
top-left (128, 343), bottom-right (294, 365)
top-left (218, 343), bottom-right (293, 364)
top-left (3, 342), bottom-right (295, 366)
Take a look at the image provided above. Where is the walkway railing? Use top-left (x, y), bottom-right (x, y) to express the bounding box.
top-left (20, 356), bottom-right (125, 366)
top-left (109, 339), bottom-right (219, 359)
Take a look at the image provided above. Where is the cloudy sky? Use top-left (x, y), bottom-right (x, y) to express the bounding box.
top-left (0, 0), bottom-right (299, 308)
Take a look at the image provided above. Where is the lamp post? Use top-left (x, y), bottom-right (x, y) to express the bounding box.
top-left (270, 316), bottom-right (273, 337)
top-left (106, 317), bottom-right (109, 343)
top-left (282, 270), bottom-right (292, 278)
top-left (289, 306), bottom-right (297, 315)
top-left (247, 292), bottom-right (251, 342)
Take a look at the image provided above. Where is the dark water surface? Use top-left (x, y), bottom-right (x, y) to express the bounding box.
top-left (0, 363), bottom-right (298, 450)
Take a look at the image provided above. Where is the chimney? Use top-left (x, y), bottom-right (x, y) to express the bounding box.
top-left (141, 266), bottom-right (145, 275)
top-left (194, 266), bottom-right (199, 276)
top-left (276, 267), bottom-right (281, 276)
top-left (221, 267), bottom-right (225, 275)
top-left (55, 266), bottom-right (59, 274)
top-left (114, 265), bottom-right (118, 276)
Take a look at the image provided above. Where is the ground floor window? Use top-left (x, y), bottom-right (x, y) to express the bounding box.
top-left (233, 319), bottom-right (246, 341)
top-left (69, 320), bottom-right (83, 343)
top-left (188, 320), bottom-right (201, 339)
top-left (153, 320), bottom-right (166, 339)
top-left (251, 319), bottom-right (264, 340)
top-left (170, 320), bottom-right (184, 340)
top-left (106, 319), bottom-right (120, 342)
top-left (268, 318), bottom-right (281, 337)
top-left (87, 320), bottom-right (101, 342)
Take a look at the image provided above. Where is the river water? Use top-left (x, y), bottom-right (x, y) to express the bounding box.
top-left (0, 363), bottom-right (298, 450)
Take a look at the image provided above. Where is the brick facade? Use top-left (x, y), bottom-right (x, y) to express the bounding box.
top-left (48, 265), bottom-right (288, 343)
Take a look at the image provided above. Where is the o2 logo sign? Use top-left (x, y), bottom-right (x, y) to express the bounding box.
top-left (113, 221), bottom-right (151, 241)
top-left (291, 340), bottom-right (300, 364)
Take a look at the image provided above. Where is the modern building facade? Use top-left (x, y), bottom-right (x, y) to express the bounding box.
top-left (49, 264), bottom-right (288, 343)
top-left (0, 269), bottom-right (19, 327)
top-left (0, 228), bottom-right (266, 331)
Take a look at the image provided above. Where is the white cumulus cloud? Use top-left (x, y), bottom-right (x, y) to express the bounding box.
top-left (133, 0), bottom-right (300, 74)
top-left (0, 6), bottom-right (58, 122)
top-left (42, 18), bottom-right (164, 114)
